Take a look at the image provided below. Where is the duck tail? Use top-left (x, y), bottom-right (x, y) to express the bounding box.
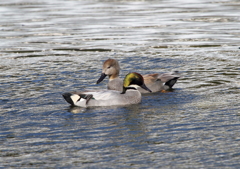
top-left (62, 93), bottom-right (93, 107)
top-left (62, 93), bottom-right (76, 106)
top-left (164, 77), bottom-right (180, 89)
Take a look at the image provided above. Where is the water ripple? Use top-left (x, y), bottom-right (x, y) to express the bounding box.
top-left (0, 0), bottom-right (240, 168)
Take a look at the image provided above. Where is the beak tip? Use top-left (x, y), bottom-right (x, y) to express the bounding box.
top-left (96, 73), bottom-right (107, 84)
top-left (141, 84), bottom-right (152, 93)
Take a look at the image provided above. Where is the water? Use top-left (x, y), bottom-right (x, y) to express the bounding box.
top-left (0, 0), bottom-right (239, 168)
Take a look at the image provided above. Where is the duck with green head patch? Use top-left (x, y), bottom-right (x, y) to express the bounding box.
top-left (62, 72), bottom-right (151, 107)
top-left (121, 72), bottom-right (151, 94)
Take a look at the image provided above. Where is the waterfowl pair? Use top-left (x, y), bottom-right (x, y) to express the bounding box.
top-left (97, 59), bottom-right (180, 93)
top-left (62, 72), bottom-right (151, 107)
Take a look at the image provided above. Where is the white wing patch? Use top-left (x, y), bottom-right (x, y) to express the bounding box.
top-left (71, 94), bottom-right (88, 107)
top-left (70, 94), bottom-right (81, 103)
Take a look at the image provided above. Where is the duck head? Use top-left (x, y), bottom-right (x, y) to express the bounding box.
top-left (96, 59), bottom-right (120, 84)
top-left (121, 72), bottom-right (152, 94)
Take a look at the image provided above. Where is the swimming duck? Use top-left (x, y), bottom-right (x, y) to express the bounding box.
top-left (96, 58), bottom-right (180, 93)
top-left (62, 72), bottom-right (151, 107)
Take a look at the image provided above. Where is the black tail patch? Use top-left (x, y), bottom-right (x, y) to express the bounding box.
top-left (62, 93), bottom-right (74, 106)
top-left (165, 77), bottom-right (179, 88)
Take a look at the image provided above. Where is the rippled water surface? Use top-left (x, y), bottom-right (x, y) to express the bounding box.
top-left (0, 0), bottom-right (239, 168)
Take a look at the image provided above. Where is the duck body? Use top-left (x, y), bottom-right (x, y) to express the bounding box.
top-left (63, 89), bottom-right (141, 107)
top-left (139, 72), bottom-right (180, 93)
top-left (97, 59), bottom-right (180, 93)
top-left (63, 72), bottom-right (151, 107)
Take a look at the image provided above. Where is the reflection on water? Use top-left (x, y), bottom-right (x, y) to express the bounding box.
top-left (0, 0), bottom-right (239, 168)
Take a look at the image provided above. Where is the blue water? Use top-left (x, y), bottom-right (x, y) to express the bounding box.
top-left (0, 0), bottom-right (239, 168)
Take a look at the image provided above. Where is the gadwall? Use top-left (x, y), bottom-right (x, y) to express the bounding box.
top-left (97, 58), bottom-right (180, 93)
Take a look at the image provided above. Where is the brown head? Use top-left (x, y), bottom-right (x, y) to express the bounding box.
top-left (96, 59), bottom-right (120, 84)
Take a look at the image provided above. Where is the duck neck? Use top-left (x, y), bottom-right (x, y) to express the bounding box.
top-left (109, 73), bottom-right (119, 80)
top-left (120, 86), bottom-right (137, 94)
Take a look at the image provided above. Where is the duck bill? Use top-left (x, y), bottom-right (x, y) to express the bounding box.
top-left (96, 73), bottom-right (107, 84)
top-left (140, 84), bottom-right (152, 93)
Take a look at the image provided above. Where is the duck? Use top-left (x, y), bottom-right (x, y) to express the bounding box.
top-left (62, 72), bottom-right (152, 107)
top-left (96, 58), bottom-right (180, 93)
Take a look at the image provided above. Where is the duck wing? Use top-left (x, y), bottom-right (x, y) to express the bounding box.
top-left (143, 73), bottom-right (159, 83)
top-left (84, 90), bottom-right (120, 101)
